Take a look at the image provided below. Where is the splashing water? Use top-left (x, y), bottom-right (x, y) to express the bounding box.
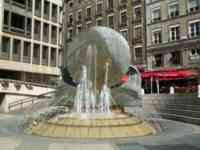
top-left (74, 63), bottom-right (112, 117)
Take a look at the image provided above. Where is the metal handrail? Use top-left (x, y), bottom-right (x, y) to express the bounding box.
top-left (8, 90), bottom-right (55, 112)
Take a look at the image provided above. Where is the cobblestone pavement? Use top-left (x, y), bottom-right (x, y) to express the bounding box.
top-left (0, 114), bottom-right (200, 150)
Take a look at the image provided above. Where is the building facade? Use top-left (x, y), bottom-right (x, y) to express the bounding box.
top-left (63, 0), bottom-right (146, 66)
top-left (0, 0), bottom-right (63, 84)
top-left (146, 0), bottom-right (200, 70)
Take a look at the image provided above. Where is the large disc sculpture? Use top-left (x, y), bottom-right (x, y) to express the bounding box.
top-left (27, 27), bottom-right (155, 139)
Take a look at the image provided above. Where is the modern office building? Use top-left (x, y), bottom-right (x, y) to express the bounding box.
top-left (0, 0), bottom-right (63, 112)
top-left (63, 0), bottom-right (146, 66)
top-left (146, 0), bottom-right (200, 71)
top-left (0, 0), bottom-right (63, 84)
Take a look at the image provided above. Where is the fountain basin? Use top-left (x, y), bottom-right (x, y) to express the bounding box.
top-left (28, 113), bottom-right (155, 139)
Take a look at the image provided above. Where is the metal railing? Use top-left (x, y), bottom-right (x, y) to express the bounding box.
top-left (8, 90), bottom-right (55, 112)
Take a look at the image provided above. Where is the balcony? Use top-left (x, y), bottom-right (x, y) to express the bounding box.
top-left (51, 36), bottom-right (57, 45)
top-left (132, 17), bottom-right (142, 25)
top-left (76, 20), bottom-right (82, 25)
top-left (34, 33), bottom-right (41, 41)
top-left (95, 13), bottom-right (103, 18)
top-left (42, 59), bottom-right (48, 66)
top-left (119, 23), bottom-right (127, 29)
top-left (85, 16), bottom-right (92, 22)
top-left (188, 6), bottom-right (200, 14)
top-left (106, 8), bottom-right (114, 14)
top-left (133, 37), bottom-right (142, 44)
top-left (13, 54), bottom-right (21, 62)
top-left (23, 56), bottom-right (31, 63)
top-left (0, 52), bottom-right (9, 60)
top-left (67, 22), bottom-right (73, 27)
top-left (33, 57), bottom-right (40, 64)
top-left (152, 17), bottom-right (161, 23)
top-left (50, 60), bottom-right (56, 67)
top-left (132, 0), bottom-right (141, 6)
top-left (169, 11), bottom-right (179, 19)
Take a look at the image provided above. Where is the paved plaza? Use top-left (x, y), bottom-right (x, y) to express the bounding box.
top-left (0, 114), bottom-right (200, 150)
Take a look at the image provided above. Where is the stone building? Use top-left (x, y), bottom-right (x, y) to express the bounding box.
top-left (0, 0), bottom-right (63, 112)
top-left (63, 0), bottom-right (146, 66)
top-left (146, 0), bottom-right (200, 70)
top-left (0, 0), bottom-right (63, 84)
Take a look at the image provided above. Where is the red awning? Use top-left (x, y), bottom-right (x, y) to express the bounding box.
top-left (142, 69), bottom-right (198, 81)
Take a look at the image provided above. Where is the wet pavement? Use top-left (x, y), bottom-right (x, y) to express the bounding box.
top-left (0, 114), bottom-right (200, 150)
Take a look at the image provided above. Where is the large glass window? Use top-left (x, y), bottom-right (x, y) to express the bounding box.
top-left (169, 25), bottom-right (180, 41)
top-left (188, 0), bottom-right (200, 13)
top-left (152, 30), bottom-right (162, 44)
top-left (152, 8), bottom-right (161, 22)
top-left (168, 3), bottom-right (179, 18)
top-left (189, 21), bottom-right (200, 37)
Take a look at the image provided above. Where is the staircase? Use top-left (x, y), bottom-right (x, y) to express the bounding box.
top-left (143, 93), bottom-right (200, 125)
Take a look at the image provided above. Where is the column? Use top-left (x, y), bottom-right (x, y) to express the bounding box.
top-left (9, 38), bottom-right (13, 60)
top-left (31, 0), bottom-right (35, 64)
top-left (20, 40), bottom-right (24, 62)
top-left (41, 0), bottom-right (44, 18)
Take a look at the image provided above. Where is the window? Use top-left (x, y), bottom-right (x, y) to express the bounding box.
top-left (77, 11), bottom-right (82, 22)
top-left (76, 25), bottom-right (82, 34)
top-left (108, 15), bottom-right (114, 27)
top-left (3, 10), bottom-right (9, 26)
top-left (68, 14), bottom-right (73, 24)
top-left (44, 1), bottom-right (50, 19)
top-left (189, 21), bottom-right (200, 38)
top-left (96, 19), bottom-right (103, 26)
top-left (86, 7), bottom-right (92, 17)
top-left (134, 7), bottom-right (141, 20)
top-left (24, 42), bottom-right (30, 57)
top-left (42, 46), bottom-right (48, 59)
top-left (96, 3), bottom-right (102, 15)
top-left (69, 0), bottom-right (73, 8)
top-left (152, 8), bottom-right (161, 22)
top-left (108, 0), bottom-right (113, 9)
top-left (188, 0), bottom-right (200, 13)
top-left (33, 44), bottom-right (40, 58)
top-left (153, 54), bottom-right (163, 67)
top-left (152, 30), bottom-right (162, 44)
top-left (86, 22), bottom-right (92, 31)
top-left (169, 51), bottom-right (181, 65)
top-left (52, 4), bottom-right (58, 19)
top-left (13, 39), bottom-right (21, 55)
top-left (168, 3), bottom-right (179, 18)
top-left (169, 25), bottom-right (180, 41)
top-left (135, 47), bottom-right (142, 58)
top-left (43, 23), bottom-right (49, 42)
top-left (121, 0), bottom-right (127, 4)
top-left (189, 48), bottom-right (200, 60)
top-left (120, 11), bottom-right (127, 26)
top-left (2, 37), bottom-right (10, 53)
top-left (11, 13), bottom-right (25, 31)
top-left (134, 27), bottom-right (142, 38)
top-left (120, 30), bottom-right (128, 40)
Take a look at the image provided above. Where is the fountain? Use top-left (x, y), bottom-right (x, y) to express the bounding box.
top-left (23, 27), bottom-right (156, 139)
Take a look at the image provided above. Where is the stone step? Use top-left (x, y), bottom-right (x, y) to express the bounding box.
top-left (158, 108), bottom-right (200, 118)
top-left (151, 112), bottom-right (200, 125)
